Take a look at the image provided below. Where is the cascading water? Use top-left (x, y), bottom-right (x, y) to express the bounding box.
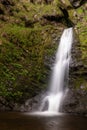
top-left (40, 28), bottom-right (73, 113)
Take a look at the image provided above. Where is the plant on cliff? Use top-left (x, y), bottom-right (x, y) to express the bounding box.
top-left (0, 0), bottom-right (64, 108)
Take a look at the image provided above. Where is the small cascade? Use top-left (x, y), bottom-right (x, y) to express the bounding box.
top-left (40, 28), bottom-right (73, 113)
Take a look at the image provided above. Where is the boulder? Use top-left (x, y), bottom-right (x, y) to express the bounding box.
top-left (69, 0), bottom-right (82, 8)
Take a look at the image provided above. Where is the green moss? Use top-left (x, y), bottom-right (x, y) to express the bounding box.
top-left (0, 0), bottom-right (66, 104)
top-left (73, 5), bottom-right (87, 64)
top-left (0, 20), bottom-right (61, 102)
top-left (73, 76), bottom-right (87, 90)
top-left (77, 26), bottom-right (87, 61)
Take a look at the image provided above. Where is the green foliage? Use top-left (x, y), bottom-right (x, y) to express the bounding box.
top-left (73, 76), bottom-right (87, 90)
top-left (0, 20), bottom-right (59, 103)
top-left (2, 24), bottom-right (43, 47)
top-left (76, 21), bottom-right (87, 61)
top-left (0, 0), bottom-right (68, 104)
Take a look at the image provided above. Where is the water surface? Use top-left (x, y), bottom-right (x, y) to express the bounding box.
top-left (0, 112), bottom-right (87, 130)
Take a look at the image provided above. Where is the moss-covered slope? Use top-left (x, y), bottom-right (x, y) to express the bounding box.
top-left (0, 0), bottom-right (65, 109)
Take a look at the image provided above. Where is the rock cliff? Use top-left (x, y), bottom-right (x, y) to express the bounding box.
top-left (0, 0), bottom-right (87, 114)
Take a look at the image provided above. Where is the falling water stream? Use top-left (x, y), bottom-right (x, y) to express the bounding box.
top-left (40, 28), bottom-right (73, 113)
top-left (1, 28), bottom-right (87, 130)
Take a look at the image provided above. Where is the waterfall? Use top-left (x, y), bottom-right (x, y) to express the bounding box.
top-left (40, 28), bottom-right (73, 113)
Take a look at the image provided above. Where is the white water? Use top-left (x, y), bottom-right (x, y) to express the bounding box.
top-left (40, 28), bottom-right (73, 113)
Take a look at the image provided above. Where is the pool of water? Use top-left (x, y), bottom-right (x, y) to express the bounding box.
top-left (0, 112), bottom-right (87, 130)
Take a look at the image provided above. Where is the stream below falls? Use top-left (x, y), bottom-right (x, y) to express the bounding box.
top-left (0, 112), bottom-right (87, 130)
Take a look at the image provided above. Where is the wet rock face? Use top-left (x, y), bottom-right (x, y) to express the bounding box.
top-left (61, 31), bottom-right (87, 116)
top-left (61, 88), bottom-right (87, 116)
top-left (18, 91), bottom-right (48, 112)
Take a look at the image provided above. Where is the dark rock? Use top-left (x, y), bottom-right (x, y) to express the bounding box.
top-left (44, 0), bottom-right (53, 4)
top-left (0, 97), bottom-right (14, 111)
top-left (29, 0), bottom-right (53, 4)
top-left (13, 90), bottom-right (48, 112)
top-left (59, 7), bottom-right (69, 18)
top-left (1, 0), bottom-right (15, 6)
top-left (0, 8), bottom-right (4, 14)
top-left (69, 0), bottom-right (86, 8)
top-left (60, 29), bottom-right (87, 116)
top-left (25, 20), bottom-right (38, 27)
top-left (42, 14), bottom-right (64, 22)
top-left (61, 88), bottom-right (87, 115)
